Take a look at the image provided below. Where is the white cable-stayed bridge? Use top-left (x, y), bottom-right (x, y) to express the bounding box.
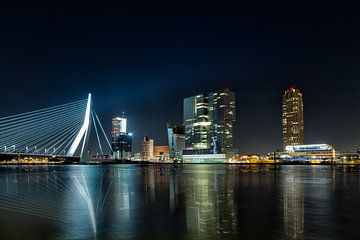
top-left (0, 94), bottom-right (112, 163)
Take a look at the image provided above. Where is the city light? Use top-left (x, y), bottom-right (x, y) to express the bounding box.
top-left (0, 1), bottom-right (358, 239)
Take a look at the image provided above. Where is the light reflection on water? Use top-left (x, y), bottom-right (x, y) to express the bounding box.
top-left (0, 165), bottom-right (359, 239)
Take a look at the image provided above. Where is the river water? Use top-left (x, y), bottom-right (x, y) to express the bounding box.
top-left (0, 164), bottom-right (359, 239)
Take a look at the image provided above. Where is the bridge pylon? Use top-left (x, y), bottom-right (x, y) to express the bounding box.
top-left (66, 93), bottom-right (92, 162)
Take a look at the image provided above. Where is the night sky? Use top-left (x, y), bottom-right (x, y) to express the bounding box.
top-left (0, 0), bottom-right (359, 154)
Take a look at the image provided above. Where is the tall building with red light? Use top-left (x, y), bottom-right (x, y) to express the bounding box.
top-left (282, 87), bottom-right (304, 149)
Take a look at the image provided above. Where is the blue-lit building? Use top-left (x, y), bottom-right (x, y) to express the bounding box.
top-left (111, 114), bottom-right (132, 160)
top-left (167, 124), bottom-right (185, 162)
top-left (277, 144), bottom-right (337, 163)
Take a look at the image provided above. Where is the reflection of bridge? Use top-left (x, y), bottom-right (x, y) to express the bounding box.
top-left (0, 94), bottom-right (111, 162)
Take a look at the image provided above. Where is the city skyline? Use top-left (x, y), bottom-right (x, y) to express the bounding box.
top-left (1, 1), bottom-right (360, 240)
top-left (0, 1), bottom-right (359, 153)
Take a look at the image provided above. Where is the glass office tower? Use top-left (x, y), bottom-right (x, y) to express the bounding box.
top-left (183, 89), bottom-right (236, 158)
top-left (208, 89), bottom-right (236, 153)
top-left (183, 94), bottom-right (211, 154)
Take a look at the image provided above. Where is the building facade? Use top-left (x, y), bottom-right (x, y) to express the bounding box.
top-left (208, 89), bottom-right (236, 153)
top-left (167, 124), bottom-right (185, 161)
top-left (184, 94), bottom-right (211, 153)
top-left (282, 87), bottom-right (304, 149)
top-left (111, 114), bottom-right (132, 160)
top-left (154, 146), bottom-right (169, 162)
top-left (141, 136), bottom-right (154, 161)
top-left (277, 144), bottom-right (337, 163)
top-left (183, 89), bottom-right (236, 162)
top-left (112, 134), bottom-right (132, 160)
top-left (112, 115), bottom-right (127, 135)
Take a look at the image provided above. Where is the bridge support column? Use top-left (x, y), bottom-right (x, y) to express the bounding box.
top-left (66, 94), bottom-right (92, 162)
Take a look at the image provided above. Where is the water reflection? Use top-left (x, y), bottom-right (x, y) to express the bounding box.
top-left (0, 165), bottom-right (360, 239)
top-left (184, 165), bottom-right (237, 238)
top-left (282, 172), bottom-right (304, 239)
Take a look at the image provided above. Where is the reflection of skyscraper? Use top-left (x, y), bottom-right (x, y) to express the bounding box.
top-left (186, 169), bottom-right (216, 235)
top-left (215, 173), bottom-right (238, 238)
top-left (183, 89), bottom-right (236, 162)
top-left (282, 87), bottom-right (304, 149)
top-left (112, 114), bottom-right (132, 160)
top-left (185, 166), bottom-right (237, 238)
top-left (169, 171), bottom-right (179, 213)
top-left (283, 175), bottom-right (304, 239)
top-left (167, 124), bottom-right (185, 162)
top-left (145, 167), bottom-right (156, 202)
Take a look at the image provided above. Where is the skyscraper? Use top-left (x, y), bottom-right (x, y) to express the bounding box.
top-left (167, 124), bottom-right (185, 161)
top-left (183, 94), bottom-right (211, 153)
top-left (111, 113), bottom-right (132, 160)
top-left (282, 87), bottom-right (304, 149)
top-left (141, 136), bottom-right (154, 161)
top-left (183, 89), bottom-right (236, 162)
top-left (112, 115), bottom-right (127, 135)
top-left (208, 89), bottom-right (236, 153)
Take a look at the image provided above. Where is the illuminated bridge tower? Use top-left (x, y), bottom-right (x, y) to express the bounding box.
top-left (66, 94), bottom-right (92, 162)
top-left (282, 87), bottom-right (304, 149)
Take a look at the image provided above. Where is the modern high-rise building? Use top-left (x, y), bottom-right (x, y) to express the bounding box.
top-left (112, 115), bottom-right (127, 135)
top-left (282, 87), bottom-right (304, 149)
top-left (141, 136), bottom-right (154, 161)
top-left (208, 89), bottom-right (236, 153)
top-left (167, 124), bottom-right (185, 161)
top-left (183, 89), bottom-right (236, 162)
top-left (183, 94), bottom-right (211, 153)
top-left (111, 113), bottom-right (132, 160)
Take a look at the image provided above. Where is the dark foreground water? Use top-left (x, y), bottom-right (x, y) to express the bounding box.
top-left (0, 164), bottom-right (359, 239)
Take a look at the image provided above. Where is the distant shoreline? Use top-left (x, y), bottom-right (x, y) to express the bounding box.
top-left (0, 162), bottom-right (359, 166)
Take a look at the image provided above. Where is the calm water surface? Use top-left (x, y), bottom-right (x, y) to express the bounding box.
top-left (0, 164), bottom-right (359, 239)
